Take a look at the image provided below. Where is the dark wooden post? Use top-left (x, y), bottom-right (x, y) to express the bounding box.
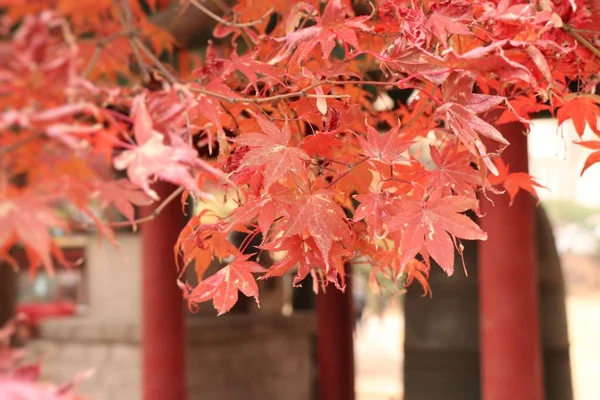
top-left (142, 182), bottom-right (187, 400)
top-left (316, 267), bottom-right (355, 400)
top-left (478, 122), bottom-right (544, 400)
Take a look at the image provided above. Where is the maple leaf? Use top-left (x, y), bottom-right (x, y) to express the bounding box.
top-left (388, 193), bottom-right (487, 274)
top-left (575, 140), bottom-right (600, 175)
top-left (96, 178), bottom-right (152, 224)
top-left (218, 47), bottom-right (279, 92)
top-left (442, 40), bottom-right (555, 96)
top-left (488, 158), bottom-right (547, 205)
top-left (113, 95), bottom-right (226, 201)
top-left (260, 236), bottom-right (350, 289)
top-left (227, 195), bottom-right (288, 239)
top-left (353, 190), bottom-right (402, 239)
top-left (300, 131), bottom-right (343, 157)
top-left (191, 76), bottom-right (239, 151)
top-left (270, 0), bottom-right (371, 63)
top-left (494, 95), bottom-right (551, 125)
top-left (421, 145), bottom-right (482, 197)
top-left (179, 254), bottom-right (266, 315)
top-left (438, 72), bottom-right (508, 175)
top-left (0, 189), bottom-right (65, 273)
top-left (358, 121), bottom-right (413, 164)
top-left (176, 213), bottom-right (237, 281)
top-left (404, 258), bottom-right (432, 297)
top-left (234, 116), bottom-right (310, 190)
top-left (283, 190), bottom-right (352, 266)
top-left (557, 96), bottom-right (600, 137)
top-left (427, 0), bottom-right (473, 48)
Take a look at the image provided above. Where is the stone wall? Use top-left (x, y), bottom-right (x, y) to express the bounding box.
top-left (85, 233), bottom-right (142, 324)
top-left (29, 313), bottom-right (315, 400)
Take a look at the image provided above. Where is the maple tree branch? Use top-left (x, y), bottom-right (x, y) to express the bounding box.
top-left (220, 102), bottom-right (241, 134)
top-left (189, 0), bottom-right (273, 28)
top-left (130, 40), bottom-right (151, 81)
top-left (563, 24), bottom-right (600, 58)
top-left (133, 37), bottom-right (179, 83)
top-left (82, 47), bottom-right (103, 79)
top-left (108, 187), bottom-right (185, 228)
top-left (317, 157), bottom-right (351, 167)
top-left (0, 133), bottom-right (44, 155)
top-left (569, 28), bottom-right (600, 35)
top-left (401, 86), bottom-right (437, 129)
top-left (297, 0), bottom-right (320, 31)
top-left (133, 38), bottom-right (349, 107)
top-left (325, 156), bottom-right (370, 189)
top-left (190, 82), bottom-right (344, 104)
top-left (306, 94), bottom-right (349, 99)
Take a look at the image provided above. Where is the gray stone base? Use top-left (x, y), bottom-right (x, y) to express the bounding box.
top-left (29, 313), bottom-right (315, 400)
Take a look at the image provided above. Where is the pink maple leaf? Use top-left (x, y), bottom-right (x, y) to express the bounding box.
top-left (113, 95), bottom-right (227, 201)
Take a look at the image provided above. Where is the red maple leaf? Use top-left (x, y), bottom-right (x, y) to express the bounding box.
top-left (283, 190), bottom-right (352, 265)
top-left (227, 194), bottom-right (289, 239)
top-left (260, 236), bottom-right (350, 289)
top-left (488, 158), bottom-right (547, 205)
top-left (353, 190), bottom-right (402, 239)
top-left (0, 188), bottom-right (65, 273)
top-left (96, 178), bottom-right (152, 224)
top-left (234, 116), bottom-right (310, 190)
top-left (218, 47), bottom-right (280, 92)
top-left (421, 145), bottom-right (482, 197)
top-left (404, 258), bottom-right (432, 297)
top-left (179, 254), bottom-right (266, 315)
top-left (438, 72), bottom-right (508, 174)
top-left (270, 0), bottom-right (371, 63)
top-left (427, 0), bottom-right (473, 48)
top-left (358, 121), bottom-right (413, 164)
top-left (388, 193), bottom-right (487, 274)
top-left (575, 140), bottom-right (600, 175)
top-left (557, 96), bottom-right (600, 137)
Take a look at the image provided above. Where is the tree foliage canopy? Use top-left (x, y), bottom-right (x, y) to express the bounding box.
top-left (1, 0), bottom-right (600, 314)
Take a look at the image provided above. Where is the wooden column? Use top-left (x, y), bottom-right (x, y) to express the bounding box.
top-left (0, 263), bottom-right (17, 327)
top-left (478, 122), bottom-right (544, 400)
top-left (142, 182), bottom-right (187, 400)
top-left (316, 267), bottom-right (355, 400)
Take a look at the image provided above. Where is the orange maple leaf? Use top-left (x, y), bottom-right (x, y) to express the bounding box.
top-left (576, 140), bottom-right (600, 175)
top-left (557, 97), bottom-right (600, 137)
top-left (488, 158), bottom-right (547, 205)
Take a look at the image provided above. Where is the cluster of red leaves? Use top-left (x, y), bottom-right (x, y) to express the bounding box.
top-left (0, 316), bottom-right (88, 399)
top-left (1, 0), bottom-right (600, 314)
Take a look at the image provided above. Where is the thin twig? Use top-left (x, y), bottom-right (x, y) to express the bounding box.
top-left (0, 133), bottom-right (44, 155)
top-left (130, 40), bottom-right (151, 81)
top-left (325, 156), bottom-right (370, 189)
top-left (220, 102), bottom-right (241, 134)
top-left (190, 81), bottom-right (328, 104)
top-left (401, 86), bottom-right (437, 129)
top-left (108, 187), bottom-right (185, 228)
top-left (189, 0), bottom-right (273, 28)
top-left (570, 28), bottom-right (600, 35)
top-left (133, 37), bottom-right (179, 83)
top-left (564, 24), bottom-right (600, 58)
top-left (82, 46), bottom-right (104, 78)
top-left (306, 93), bottom-right (349, 99)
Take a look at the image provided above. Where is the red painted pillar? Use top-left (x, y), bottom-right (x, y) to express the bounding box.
top-left (478, 123), bottom-right (544, 400)
top-left (142, 182), bottom-right (187, 400)
top-left (317, 268), bottom-right (355, 400)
